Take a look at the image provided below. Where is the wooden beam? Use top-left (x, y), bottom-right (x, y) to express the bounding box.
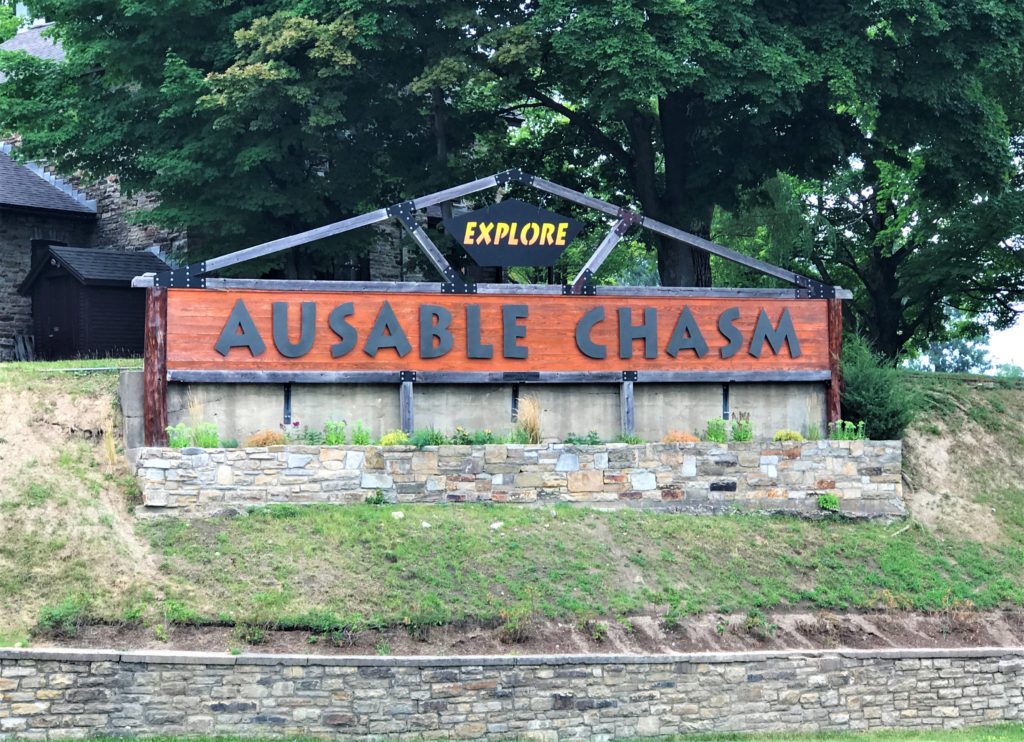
top-left (400, 381), bottom-right (414, 434)
top-left (620, 380), bottom-right (635, 437)
top-left (571, 218), bottom-right (630, 292)
top-left (167, 369), bottom-right (832, 385)
top-left (143, 287), bottom-right (168, 446)
top-left (826, 298), bottom-right (843, 425)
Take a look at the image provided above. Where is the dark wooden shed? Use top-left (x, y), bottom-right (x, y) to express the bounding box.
top-left (18, 245), bottom-right (169, 360)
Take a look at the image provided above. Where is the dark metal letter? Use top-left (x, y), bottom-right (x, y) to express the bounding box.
top-left (666, 306), bottom-right (709, 358)
top-left (328, 302), bottom-right (357, 358)
top-left (215, 299), bottom-right (266, 357)
top-left (466, 305), bottom-right (493, 359)
top-left (419, 304), bottom-right (453, 359)
top-left (364, 300), bottom-right (412, 357)
top-left (718, 307), bottom-right (743, 359)
top-left (617, 307), bottom-right (658, 359)
top-left (272, 301), bottom-right (316, 358)
top-left (749, 308), bottom-right (802, 358)
top-left (575, 306), bottom-right (607, 359)
top-left (502, 304), bottom-right (529, 359)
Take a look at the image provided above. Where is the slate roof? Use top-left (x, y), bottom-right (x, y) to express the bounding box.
top-left (0, 23), bottom-right (65, 62)
top-left (19, 245), bottom-right (169, 295)
top-left (0, 147), bottom-right (97, 216)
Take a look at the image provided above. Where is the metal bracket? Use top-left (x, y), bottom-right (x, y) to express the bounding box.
top-left (400, 371), bottom-right (417, 383)
top-left (622, 371), bottom-right (638, 382)
top-left (440, 270), bottom-right (477, 293)
top-left (153, 262), bottom-right (207, 288)
top-left (386, 200), bottom-right (417, 226)
top-left (614, 208), bottom-right (643, 235)
top-left (793, 275), bottom-right (836, 299)
top-left (564, 269), bottom-right (597, 296)
top-left (494, 168), bottom-right (535, 187)
top-left (388, 200), bottom-right (474, 293)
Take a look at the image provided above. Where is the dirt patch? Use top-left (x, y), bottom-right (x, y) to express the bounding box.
top-left (46, 609), bottom-right (1024, 655)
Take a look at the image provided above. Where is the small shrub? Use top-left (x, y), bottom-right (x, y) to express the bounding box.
top-left (498, 604), bottom-right (535, 644)
top-left (34, 595), bottom-right (91, 638)
top-left (742, 609), bottom-right (777, 640)
top-left (585, 619), bottom-right (609, 642)
top-left (166, 423), bottom-right (191, 449)
top-left (663, 430), bottom-right (700, 443)
top-left (232, 622), bottom-right (267, 645)
top-left (323, 420), bottom-right (348, 445)
top-left (817, 493), bottom-right (841, 512)
top-left (841, 333), bottom-right (921, 439)
top-left (704, 417), bottom-right (727, 443)
top-left (829, 419), bottom-right (866, 440)
top-left (364, 489), bottom-right (386, 505)
top-left (805, 422), bottom-right (822, 441)
top-left (616, 433), bottom-right (645, 444)
top-left (379, 429), bottom-right (410, 446)
top-left (350, 421), bottom-right (371, 446)
top-left (772, 429), bottom-right (805, 442)
top-left (374, 639), bottom-right (391, 656)
top-left (244, 429), bottom-right (288, 447)
top-left (450, 426), bottom-right (473, 445)
top-left (515, 395), bottom-right (542, 444)
top-left (505, 427), bottom-right (531, 444)
top-left (192, 422), bottom-right (220, 448)
top-left (730, 412), bottom-right (753, 442)
top-left (302, 428), bottom-right (325, 445)
top-left (565, 430), bottom-right (601, 445)
top-left (219, 438), bottom-right (239, 449)
top-left (470, 429), bottom-right (499, 444)
top-left (411, 428), bottom-right (448, 447)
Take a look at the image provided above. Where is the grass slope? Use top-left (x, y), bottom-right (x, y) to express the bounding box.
top-left (1, 361), bottom-right (1023, 646)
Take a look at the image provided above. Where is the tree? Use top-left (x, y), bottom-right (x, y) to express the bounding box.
top-left (0, 3), bottom-right (18, 42)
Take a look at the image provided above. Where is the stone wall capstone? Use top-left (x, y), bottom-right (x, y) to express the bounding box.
top-left (134, 440), bottom-right (904, 518)
top-left (0, 647), bottom-right (1020, 740)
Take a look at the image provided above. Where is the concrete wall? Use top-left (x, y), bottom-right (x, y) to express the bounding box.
top-left (133, 439), bottom-right (903, 518)
top-left (119, 372), bottom-right (828, 449)
top-left (1, 647), bottom-right (1021, 740)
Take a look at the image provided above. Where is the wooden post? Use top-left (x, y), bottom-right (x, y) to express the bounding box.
top-left (400, 381), bottom-right (414, 435)
top-left (826, 298), bottom-right (843, 426)
top-left (620, 380), bottom-right (635, 438)
top-left (143, 287), bottom-right (168, 446)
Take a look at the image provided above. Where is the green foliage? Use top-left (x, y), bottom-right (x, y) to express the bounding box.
top-left (219, 438), bottom-right (239, 449)
top-left (364, 489), bottom-right (386, 505)
top-left (565, 430), bottom-right (602, 445)
top-left (829, 420), bottom-right (867, 441)
top-left (816, 493), bottom-right (841, 512)
top-left (841, 335), bottom-right (921, 440)
top-left (410, 428), bottom-right (449, 448)
top-left (379, 429), bottom-right (410, 446)
top-left (323, 420), bottom-right (347, 445)
top-left (350, 422), bottom-right (371, 446)
top-left (505, 427), bottom-right (531, 445)
top-left (742, 608), bottom-right (777, 639)
top-left (805, 423), bottom-right (822, 441)
top-left (704, 418), bottom-right (727, 444)
top-left (0, 3), bottom-right (18, 42)
top-left (616, 434), bottom-right (645, 445)
top-left (165, 422), bottom-right (220, 448)
top-left (301, 428), bottom-right (325, 446)
top-left (772, 429), bottom-right (805, 443)
top-left (232, 622), bottom-right (267, 645)
top-left (996, 364), bottom-right (1024, 380)
top-left (34, 595), bottom-right (91, 638)
top-left (730, 413), bottom-right (753, 442)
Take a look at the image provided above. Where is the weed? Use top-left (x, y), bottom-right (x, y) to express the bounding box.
top-left (365, 489), bottom-right (387, 505)
top-left (742, 609), bottom-right (776, 639)
top-left (219, 438), bottom-right (239, 448)
top-left (499, 603), bottom-right (535, 644)
top-left (411, 428), bottom-right (448, 447)
top-left (379, 429), bottom-right (410, 446)
top-left (704, 417), bottom-right (727, 443)
top-left (715, 620), bottom-right (730, 635)
top-left (22, 481), bottom-right (54, 507)
top-left (565, 430), bottom-right (602, 445)
top-left (616, 434), bottom-right (645, 445)
top-left (829, 420), bottom-right (866, 440)
top-left (515, 395), bottom-right (542, 444)
top-left (469, 429), bottom-right (499, 444)
top-left (816, 493), bottom-right (841, 512)
top-left (350, 421), bottom-right (371, 446)
top-left (374, 639), bottom-right (391, 656)
top-left (731, 412), bottom-right (753, 442)
top-left (232, 622), bottom-right (268, 645)
top-left (166, 423), bottom-right (192, 448)
top-left (772, 429), bottom-right (805, 442)
top-left (302, 428), bottom-right (325, 445)
top-left (805, 422), bottom-right (822, 441)
top-left (34, 595), bottom-right (91, 638)
top-left (153, 624), bottom-right (168, 642)
top-left (323, 420), bottom-right (348, 445)
top-left (102, 418), bottom-right (118, 468)
top-left (584, 619), bottom-right (609, 642)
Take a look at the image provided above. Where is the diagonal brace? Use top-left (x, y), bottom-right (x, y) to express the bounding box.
top-left (570, 210), bottom-right (641, 294)
top-left (387, 201), bottom-right (474, 293)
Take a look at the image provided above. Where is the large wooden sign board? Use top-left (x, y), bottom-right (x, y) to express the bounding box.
top-left (166, 289), bottom-right (829, 378)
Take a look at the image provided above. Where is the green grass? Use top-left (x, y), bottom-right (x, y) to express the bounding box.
top-left (138, 498), bottom-right (1024, 631)
top-left (0, 357), bottom-right (139, 397)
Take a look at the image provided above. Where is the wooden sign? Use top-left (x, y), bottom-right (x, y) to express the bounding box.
top-left (165, 288), bottom-right (829, 376)
top-left (442, 199), bottom-right (584, 267)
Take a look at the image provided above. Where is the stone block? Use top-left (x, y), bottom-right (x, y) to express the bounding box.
top-left (566, 469), bottom-right (603, 492)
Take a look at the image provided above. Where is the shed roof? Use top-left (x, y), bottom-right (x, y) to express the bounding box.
top-left (19, 245), bottom-right (169, 295)
top-left (0, 148), bottom-right (97, 216)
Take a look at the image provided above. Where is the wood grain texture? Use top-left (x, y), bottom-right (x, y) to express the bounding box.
top-left (144, 287), bottom-right (168, 446)
top-left (166, 289), bottom-right (830, 374)
top-left (827, 298), bottom-right (844, 424)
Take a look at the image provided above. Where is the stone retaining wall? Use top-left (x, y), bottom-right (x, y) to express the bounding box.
top-left (0, 647), bottom-right (1020, 740)
top-left (134, 440), bottom-right (903, 518)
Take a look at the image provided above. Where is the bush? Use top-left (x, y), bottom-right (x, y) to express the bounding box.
top-left (841, 334), bottom-right (921, 439)
top-left (565, 430), bottom-right (602, 445)
top-left (35, 595), bottom-right (91, 638)
top-left (730, 412), bottom-right (753, 442)
top-left (816, 493), bottom-right (841, 512)
top-left (616, 434), bottom-right (645, 444)
top-left (244, 429), bottom-right (287, 447)
top-left (323, 420), bottom-right (347, 445)
top-left (411, 428), bottom-right (448, 447)
top-left (515, 396), bottom-right (542, 444)
top-left (772, 429), bottom-right (804, 442)
top-left (350, 421), bottom-right (371, 446)
top-left (663, 430), bottom-right (700, 443)
top-left (379, 429), bottom-right (410, 446)
top-left (166, 422), bottom-right (220, 448)
top-left (704, 418), bottom-right (727, 443)
top-left (829, 419), bottom-right (866, 440)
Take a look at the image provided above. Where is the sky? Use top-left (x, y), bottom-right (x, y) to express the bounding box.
top-left (987, 305), bottom-right (1024, 369)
